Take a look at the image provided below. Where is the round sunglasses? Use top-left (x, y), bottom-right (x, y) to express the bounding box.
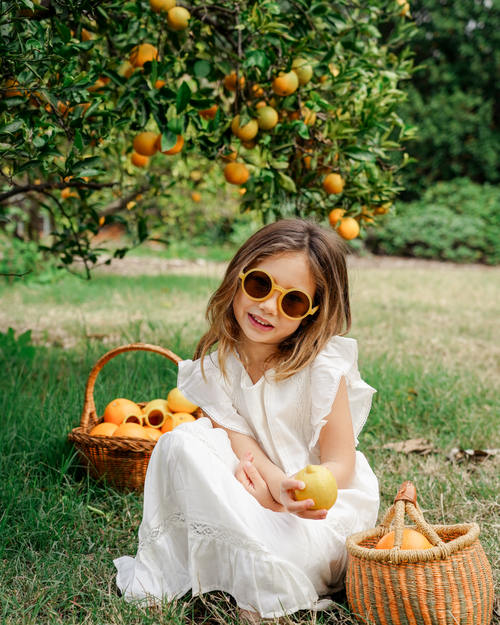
top-left (238, 269), bottom-right (319, 321)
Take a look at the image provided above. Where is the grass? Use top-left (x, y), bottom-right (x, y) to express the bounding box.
top-left (1, 264), bottom-right (499, 624)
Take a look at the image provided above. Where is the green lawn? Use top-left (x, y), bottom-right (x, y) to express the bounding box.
top-left (1, 264), bottom-right (499, 624)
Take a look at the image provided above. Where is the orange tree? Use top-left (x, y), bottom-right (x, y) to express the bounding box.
top-left (0, 0), bottom-right (417, 273)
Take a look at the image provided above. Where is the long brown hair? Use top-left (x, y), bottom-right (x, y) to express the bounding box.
top-left (194, 218), bottom-right (351, 381)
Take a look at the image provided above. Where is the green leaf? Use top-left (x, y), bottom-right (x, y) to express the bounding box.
top-left (76, 168), bottom-right (104, 177)
top-left (14, 159), bottom-right (43, 175)
top-left (297, 123), bottom-right (310, 140)
top-left (194, 60), bottom-right (211, 77)
top-left (159, 130), bottom-right (177, 152)
top-left (176, 81), bottom-right (192, 114)
top-left (1, 121), bottom-right (23, 134)
top-left (74, 131), bottom-right (83, 151)
top-left (244, 49), bottom-right (270, 72)
top-left (343, 147), bottom-right (376, 161)
top-left (73, 156), bottom-right (101, 172)
top-left (276, 171), bottom-right (297, 193)
top-left (167, 118), bottom-right (183, 135)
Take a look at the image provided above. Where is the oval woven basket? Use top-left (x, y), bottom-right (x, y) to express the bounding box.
top-left (67, 343), bottom-right (202, 491)
top-left (345, 481), bottom-right (494, 625)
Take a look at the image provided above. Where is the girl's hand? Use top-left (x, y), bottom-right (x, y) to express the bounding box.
top-left (279, 478), bottom-right (328, 520)
top-left (236, 452), bottom-right (284, 512)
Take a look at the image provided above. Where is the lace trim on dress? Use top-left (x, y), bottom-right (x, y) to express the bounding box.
top-left (137, 511), bottom-right (186, 560)
top-left (137, 513), bottom-right (271, 559)
top-left (183, 422), bottom-right (228, 465)
top-left (189, 521), bottom-right (270, 555)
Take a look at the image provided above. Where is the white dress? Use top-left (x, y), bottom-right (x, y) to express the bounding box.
top-left (114, 336), bottom-right (380, 618)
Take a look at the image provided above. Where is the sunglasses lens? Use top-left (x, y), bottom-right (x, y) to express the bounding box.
top-left (244, 271), bottom-right (273, 299)
top-left (282, 291), bottom-right (311, 318)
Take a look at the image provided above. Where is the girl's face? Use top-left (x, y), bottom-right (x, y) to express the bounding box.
top-left (233, 252), bottom-right (316, 349)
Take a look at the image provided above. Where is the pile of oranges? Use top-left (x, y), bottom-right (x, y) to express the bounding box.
top-left (89, 387), bottom-right (198, 441)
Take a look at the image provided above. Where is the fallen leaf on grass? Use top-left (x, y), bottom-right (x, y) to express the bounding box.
top-left (447, 447), bottom-right (500, 463)
top-left (383, 438), bottom-right (438, 455)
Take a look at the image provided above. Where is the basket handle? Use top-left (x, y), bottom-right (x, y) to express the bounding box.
top-left (80, 343), bottom-right (183, 431)
top-left (380, 481), bottom-right (444, 549)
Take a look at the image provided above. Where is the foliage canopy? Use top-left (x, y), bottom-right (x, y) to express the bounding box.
top-left (1, 0), bottom-right (417, 273)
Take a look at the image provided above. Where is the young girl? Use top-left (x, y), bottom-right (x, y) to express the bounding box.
top-left (114, 218), bottom-right (379, 621)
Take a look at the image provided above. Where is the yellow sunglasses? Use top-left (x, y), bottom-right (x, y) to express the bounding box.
top-left (239, 269), bottom-right (319, 321)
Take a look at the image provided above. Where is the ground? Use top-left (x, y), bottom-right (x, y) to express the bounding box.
top-left (1, 254), bottom-right (499, 624)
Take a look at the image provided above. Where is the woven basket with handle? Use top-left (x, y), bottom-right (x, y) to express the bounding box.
top-left (345, 481), bottom-right (494, 625)
top-left (67, 343), bottom-right (202, 491)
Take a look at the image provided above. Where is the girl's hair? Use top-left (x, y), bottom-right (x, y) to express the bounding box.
top-left (194, 218), bottom-right (351, 381)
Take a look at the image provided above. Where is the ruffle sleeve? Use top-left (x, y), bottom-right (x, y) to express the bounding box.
top-left (177, 352), bottom-right (256, 438)
top-left (309, 336), bottom-right (376, 452)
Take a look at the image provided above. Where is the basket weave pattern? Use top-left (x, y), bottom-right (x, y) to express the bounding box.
top-left (67, 343), bottom-right (201, 491)
top-left (345, 481), bottom-right (494, 625)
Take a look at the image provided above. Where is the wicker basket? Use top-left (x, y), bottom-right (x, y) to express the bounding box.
top-left (67, 342), bottom-right (202, 491)
top-left (345, 481), bottom-right (494, 625)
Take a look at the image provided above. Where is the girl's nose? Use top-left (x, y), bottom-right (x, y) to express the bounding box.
top-left (259, 292), bottom-right (279, 316)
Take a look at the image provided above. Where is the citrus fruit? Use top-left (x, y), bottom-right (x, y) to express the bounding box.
top-left (143, 399), bottom-right (171, 427)
top-left (4, 79), bottom-right (24, 98)
top-left (89, 422), bottom-right (118, 437)
top-left (375, 529), bottom-right (433, 550)
top-left (272, 71), bottom-right (299, 96)
top-left (87, 79), bottom-right (106, 93)
top-left (173, 412), bottom-right (197, 426)
top-left (149, 0), bottom-right (175, 13)
top-left (199, 104), bottom-right (218, 120)
top-left (81, 28), bottom-right (93, 42)
top-left (223, 163), bottom-right (250, 186)
top-left (129, 43), bottom-right (158, 68)
top-left (131, 152), bottom-right (149, 167)
top-left (156, 134), bottom-right (184, 155)
top-left (103, 398), bottom-right (143, 426)
top-left (155, 79), bottom-right (166, 89)
top-left (224, 72), bottom-right (245, 92)
top-left (301, 106), bottom-right (316, 126)
top-left (294, 465), bottom-right (338, 510)
top-left (160, 414), bottom-right (175, 433)
top-left (167, 388), bottom-right (198, 413)
top-left (323, 173), bottom-right (345, 195)
top-left (257, 106), bottom-right (278, 131)
top-left (133, 132), bottom-right (159, 156)
top-left (255, 100), bottom-right (267, 109)
top-left (191, 191), bottom-right (202, 202)
top-left (167, 6), bottom-right (190, 30)
top-left (112, 422), bottom-right (150, 440)
top-left (221, 149), bottom-right (238, 163)
top-left (231, 115), bottom-right (259, 141)
top-left (292, 58), bottom-right (313, 86)
top-left (328, 208), bottom-right (346, 227)
top-left (336, 217), bottom-right (360, 240)
top-left (143, 427), bottom-right (163, 441)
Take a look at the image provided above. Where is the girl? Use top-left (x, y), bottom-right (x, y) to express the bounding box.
top-left (114, 219), bottom-right (379, 621)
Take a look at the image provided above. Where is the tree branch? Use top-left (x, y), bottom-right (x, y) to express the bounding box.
top-left (0, 180), bottom-right (116, 203)
top-left (98, 185), bottom-right (150, 217)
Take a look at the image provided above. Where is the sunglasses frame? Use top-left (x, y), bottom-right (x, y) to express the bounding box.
top-left (239, 268), bottom-right (319, 321)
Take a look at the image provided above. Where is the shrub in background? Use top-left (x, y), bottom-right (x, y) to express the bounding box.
top-left (398, 0), bottom-right (500, 198)
top-left (366, 179), bottom-right (500, 264)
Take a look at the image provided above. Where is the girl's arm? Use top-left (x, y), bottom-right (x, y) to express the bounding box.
top-left (279, 375), bottom-right (356, 519)
top-left (207, 417), bottom-right (319, 516)
top-left (206, 416), bottom-right (286, 504)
